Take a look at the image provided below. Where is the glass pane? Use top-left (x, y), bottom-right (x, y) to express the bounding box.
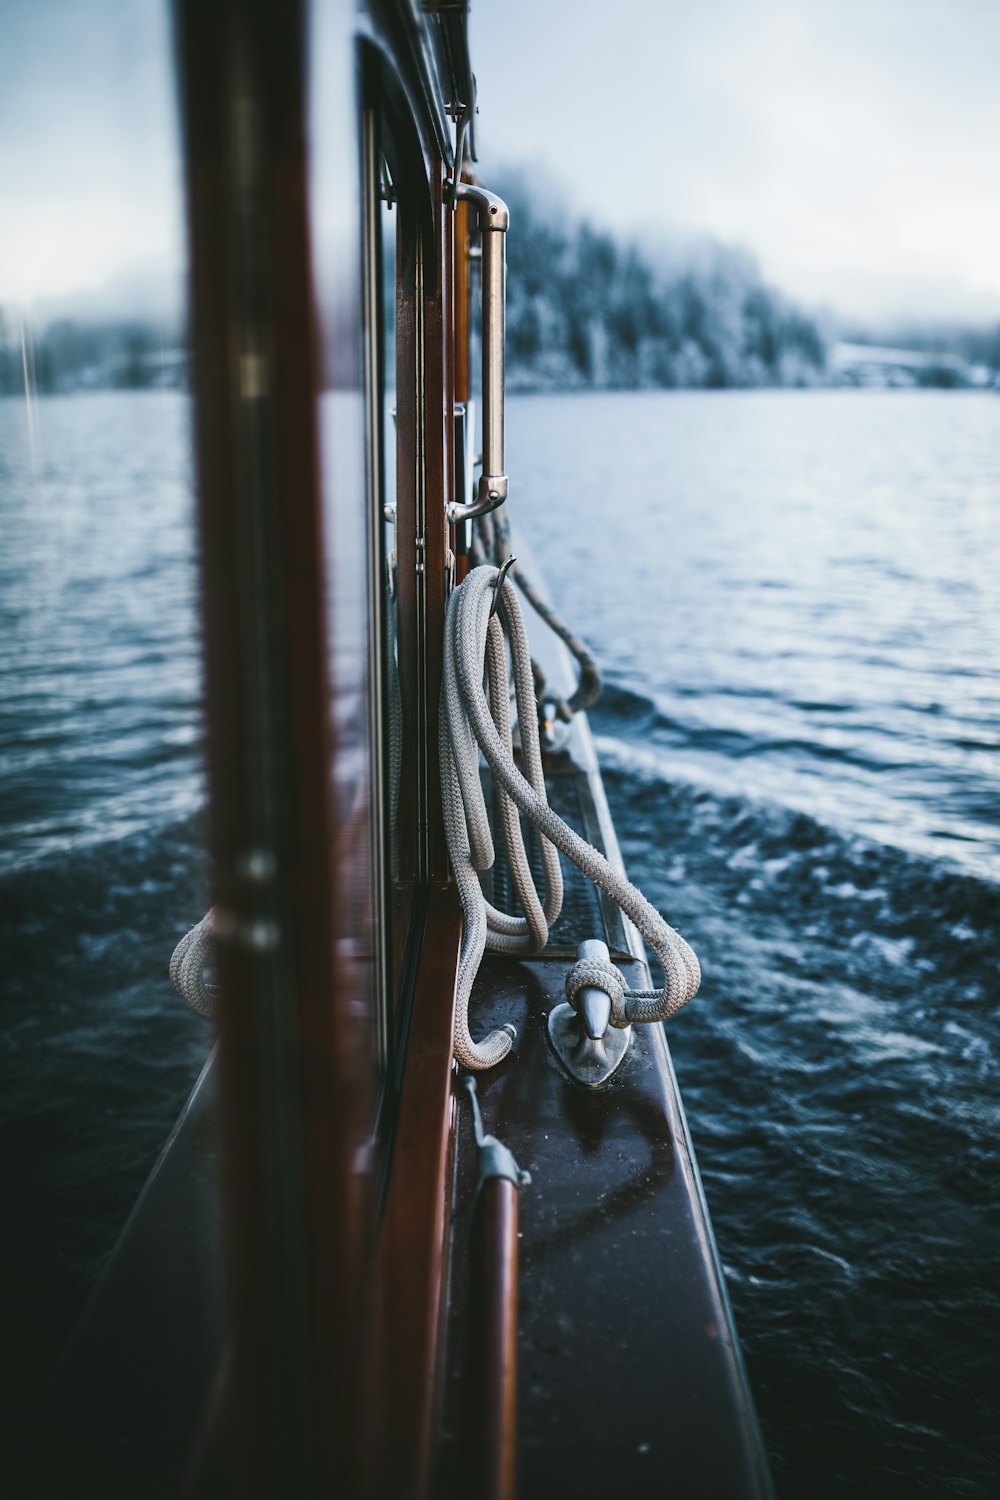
top-left (379, 153), bottom-right (408, 1077)
top-left (0, 0), bottom-right (212, 1439)
top-left (308, 9), bottom-right (380, 1097)
top-left (372, 115), bottom-right (428, 1100)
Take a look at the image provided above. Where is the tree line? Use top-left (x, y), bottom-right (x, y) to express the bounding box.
top-left (497, 175), bottom-right (828, 390)
top-left (0, 313), bottom-right (184, 396)
top-left (4, 170), bottom-right (1000, 395)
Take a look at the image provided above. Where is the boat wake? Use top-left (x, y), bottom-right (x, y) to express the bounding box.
top-left (591, 722), bottom-right (1000, 1500)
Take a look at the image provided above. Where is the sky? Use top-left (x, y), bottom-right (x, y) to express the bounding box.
top-left (2, 0), bottom-right (1000, 329)
top-left (0, 0), bottom-right (183, 321)
top-left (470, 0), bottom-right (1000, 326)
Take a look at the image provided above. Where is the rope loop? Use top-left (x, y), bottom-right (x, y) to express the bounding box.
top-left (565, 955), bottom-right (628, 1029)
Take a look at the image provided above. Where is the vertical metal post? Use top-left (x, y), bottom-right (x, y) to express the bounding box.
top-left (454, 183), bottom-right (509, 514)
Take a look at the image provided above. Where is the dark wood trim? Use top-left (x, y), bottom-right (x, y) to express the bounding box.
top-left (176, 2), bottom-right (375, 1493)
top-left (374, 885), bottom-right (463, 1499)
top-left (462, 1178), bottom-right (520, 1500)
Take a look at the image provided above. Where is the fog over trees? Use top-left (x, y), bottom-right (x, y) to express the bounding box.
top-left (0, 312), bottom-right (183, 396)
top-left (497, 173), bottom-right (828, 390)
top-left (3, 166), bottom-right (999, 395)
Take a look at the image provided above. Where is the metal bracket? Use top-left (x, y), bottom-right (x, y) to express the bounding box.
top-left (547, 939), bottom-right (632, 1088)
top-left (446, 181), bottom-right (509, 523)
top-left (462, 1072), bottom-right (531, 1198)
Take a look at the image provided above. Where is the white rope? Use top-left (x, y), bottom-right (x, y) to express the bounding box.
top-left (169, 908), bottom-right (218, 1018)
top-left (440, 564), bottom-right (701, 1071)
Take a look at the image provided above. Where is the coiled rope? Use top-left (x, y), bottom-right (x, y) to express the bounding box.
top-left (441, 564), bottom-right (701, 1071)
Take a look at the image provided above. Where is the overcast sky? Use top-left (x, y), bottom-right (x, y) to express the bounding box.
top-left (472, 0), bottom-right (1000, 326)
top-left (2, 0), bottom-right (999, 328)
top-left (0, 0), bottom-right (182, 320)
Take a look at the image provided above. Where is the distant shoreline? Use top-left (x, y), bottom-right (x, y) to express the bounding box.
top-left (3, 383), bottom-right (998, 405)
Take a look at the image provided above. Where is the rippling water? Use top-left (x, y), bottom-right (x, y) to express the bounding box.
top-left (0, 392), bottom-right (209, 1441)
top-left (508, 390), bottom-right (1000, 1499)
top-left (2, 389), bottom-right (998, 1496)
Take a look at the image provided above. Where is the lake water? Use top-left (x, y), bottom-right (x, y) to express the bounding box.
top-left (0, 392), bottom-right (210, 1443)
top-left (2, 388), bottom-right (998, 1496)
top-left (509, 390), bottom-right (1000, 1500)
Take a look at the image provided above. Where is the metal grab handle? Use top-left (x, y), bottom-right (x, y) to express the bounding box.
top-left (449, 182), bottom-right (509, 523)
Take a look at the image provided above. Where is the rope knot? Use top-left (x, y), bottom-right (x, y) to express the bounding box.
top-left (565, 955), bottom-right (629, 1029)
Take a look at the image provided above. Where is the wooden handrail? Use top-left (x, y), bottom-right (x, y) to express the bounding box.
top-left (463, 1176), bottom-right (521, 1500)
top-left (373, 886), bottom-right (463, 1498)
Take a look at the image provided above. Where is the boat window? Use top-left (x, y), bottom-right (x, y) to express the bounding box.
top-left (361, 78), bottom-right (432, 1118)
top-left (371, 131), bottom-right (404, 1077)
top-left (309, 28), bottom-right (431, 1138)
top-left (0, 0), bottom-right (214, 1440)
